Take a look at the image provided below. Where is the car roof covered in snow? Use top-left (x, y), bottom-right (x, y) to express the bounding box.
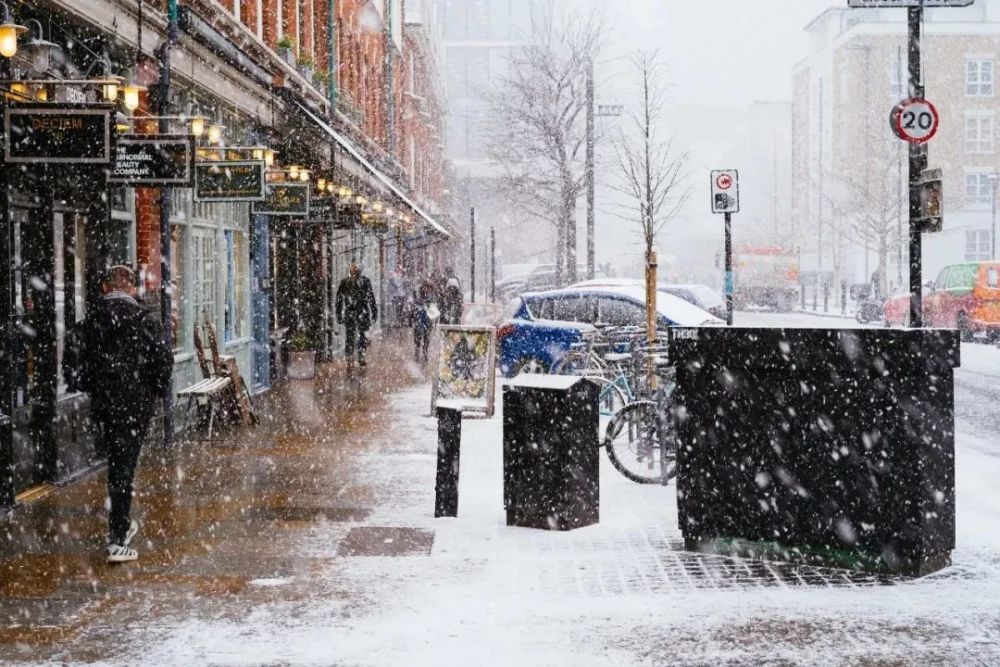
top-left (522, 285), bottom-right (723, 326)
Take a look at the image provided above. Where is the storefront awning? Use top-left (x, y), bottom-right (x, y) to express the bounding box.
top-left (290, 100), bottom-right (451, 239)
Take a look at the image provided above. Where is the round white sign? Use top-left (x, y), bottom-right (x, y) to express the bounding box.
top-left (893, 98), bottom-right (940, 145)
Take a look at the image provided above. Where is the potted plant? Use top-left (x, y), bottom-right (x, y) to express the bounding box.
top-left (296, 55), bottom-right (314, 80)
top-left (286, 329), bottom-right (316, 380)
top-left (277, 36), bottom-right (295, 66)
top-left (313, 67), bottom-right (329, 93)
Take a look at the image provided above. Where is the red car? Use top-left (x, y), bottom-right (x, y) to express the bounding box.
top-left (885, 262), bottom-right (1000, 339)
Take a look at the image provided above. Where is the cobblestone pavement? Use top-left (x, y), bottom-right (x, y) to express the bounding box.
top-left (1, 336), bottom-right (999, 666)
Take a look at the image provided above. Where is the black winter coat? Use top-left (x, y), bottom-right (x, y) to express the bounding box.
top-left (74, 293), bottom-right (174, 424)
top-left (336, 275), bottom-right (378, 329)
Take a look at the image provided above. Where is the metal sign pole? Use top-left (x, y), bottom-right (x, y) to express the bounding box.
top-left (908, 4), bottom-right (926, 328)
top-left (725, 211), bottom-right (734, 326)
top-left (470, 207), bottom-right (476, 303)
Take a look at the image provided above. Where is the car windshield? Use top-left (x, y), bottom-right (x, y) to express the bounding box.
top-left (503, 297), bottom-right (524, 320)
top-left (948, 265), bottom-right (978, 290)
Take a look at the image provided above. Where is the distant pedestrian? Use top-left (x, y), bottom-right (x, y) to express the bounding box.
top-left (388, 265), bottom-right (410, 329)
top-left (413, 277), bottom-right (439, 364)
top-left (441, 276), bottom-right (464, 325)
top-left (74, 266), bottom-right (173, 563)
top-left (336, 263), bottom-right (378, 371)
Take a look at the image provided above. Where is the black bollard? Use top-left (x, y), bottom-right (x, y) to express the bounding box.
top-left (435, 407), bottom-right (462, 518)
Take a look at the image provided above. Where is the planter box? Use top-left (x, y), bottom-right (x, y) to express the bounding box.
top-left (670, 327), bottom-right (960, 576)
top-left (287, 350), bottom-right (316, 380)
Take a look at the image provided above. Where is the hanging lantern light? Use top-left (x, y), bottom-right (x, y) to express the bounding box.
top-left (114, 111), bottom-right (131, 133)
top-left (317, 177), bottom-right (327, 191)
top-left (122, 81), bottom-right (146, 112)
top-left (0, 2), bottom-right (26, 60)
top-left (326, 182), bottom-right (335, 194)
top-left (8, 80), bottom-right (26, 97)
top-left (288, 164), bottom-right (300, 179)
top-left (189, 116), bottom-right (206, 137)
top-left (207, 122), bottom-right (226, 145)
top-left (251, 147), bottom-right (265, 161)
top-left (264, 149), bottom-right (276, 167)
top-left (339, 186), bottom-right (353, 199)
top-left (23, 19), bottom-right (59, 73)
top-left (299, 169), bottom-right (310, 183)
top-left (372, 201), bottom-right (384, 213)
top-left (355, 194), bottom-right (368, 206)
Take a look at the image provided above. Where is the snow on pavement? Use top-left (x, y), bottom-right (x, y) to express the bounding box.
top-left (122, 374), bottom-right (1000, 667)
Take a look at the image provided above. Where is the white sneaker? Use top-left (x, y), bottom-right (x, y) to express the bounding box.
top-left (123, 520), bottom-right (139, 547)
top-left (106, 543), bottom-right (138, 563)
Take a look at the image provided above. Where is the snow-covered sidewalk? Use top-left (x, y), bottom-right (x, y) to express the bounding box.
top-left (124, 378), bottom-right (1000, 667)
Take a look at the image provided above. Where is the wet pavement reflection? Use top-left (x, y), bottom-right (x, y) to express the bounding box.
top-left (0, 339), bottom-right (427, 661)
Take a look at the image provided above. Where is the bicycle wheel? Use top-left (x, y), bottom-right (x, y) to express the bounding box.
top-left (603, 400), bottom-right (677, 484)
top-left (551, 349), bottom-right (607, 376)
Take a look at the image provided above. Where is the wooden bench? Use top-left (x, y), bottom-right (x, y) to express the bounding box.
top-left (177, 376), bottom-right (233, 439)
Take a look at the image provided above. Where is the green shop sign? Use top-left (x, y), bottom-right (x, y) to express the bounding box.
top-left (194, 160), bottom-right (266, 201)
top-left (253, 182), bottom-right (311, 216)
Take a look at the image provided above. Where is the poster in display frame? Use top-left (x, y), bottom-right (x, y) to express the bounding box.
top-left (430, 325), bottom-right (497, 418)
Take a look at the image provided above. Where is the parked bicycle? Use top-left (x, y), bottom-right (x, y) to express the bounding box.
top-left (550, 328), bottom-right (678, 485)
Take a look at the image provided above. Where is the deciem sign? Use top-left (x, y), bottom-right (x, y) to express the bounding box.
top-left (893, 98), bottom-right (939, 145)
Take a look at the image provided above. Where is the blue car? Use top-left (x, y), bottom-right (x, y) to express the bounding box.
top-left (497, 285), bottom-right (723, 376)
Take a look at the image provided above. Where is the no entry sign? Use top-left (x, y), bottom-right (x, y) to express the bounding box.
top-left (892, 98), bottom-right (940, 144)
top-left (711, 169), bottom-right (739, 214)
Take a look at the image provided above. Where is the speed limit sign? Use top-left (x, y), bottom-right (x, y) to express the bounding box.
top-left (891, 98), bottom-right (940, 144)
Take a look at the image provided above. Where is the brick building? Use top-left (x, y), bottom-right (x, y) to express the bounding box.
top-left (0, 0), bottom-right (450, 506)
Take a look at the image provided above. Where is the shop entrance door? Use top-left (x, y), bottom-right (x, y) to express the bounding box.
top-left (250, 215), bottom-right (271, 393)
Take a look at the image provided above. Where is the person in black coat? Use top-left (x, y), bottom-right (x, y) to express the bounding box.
top-left (335, 263), bottom-right (378, 369)
top-left (74, 265), bottom-right (173, 563)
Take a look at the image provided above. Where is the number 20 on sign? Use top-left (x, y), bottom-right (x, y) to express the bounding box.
top-left (891, 98), bottom-right (940, 145)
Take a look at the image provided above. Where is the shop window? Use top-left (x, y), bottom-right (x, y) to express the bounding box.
top-left (224, 230), bottom-right (248, 342)
top-left (192, 228), bottom-right (216, 328)
top-left (170, 225), bottom-right (185, 351)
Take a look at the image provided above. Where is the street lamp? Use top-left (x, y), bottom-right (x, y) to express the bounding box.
top-left (23, 19), bottom-right (59, 73)
top-left (0, 2), bottom-right (26, 60)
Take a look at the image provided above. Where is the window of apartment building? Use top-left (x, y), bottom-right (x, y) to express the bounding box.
top-left (966, 230), bottom-right (992, 261)
top-left (966, 57), bottom-right (994, 97)
top-left (966, 172), bottom-right (995, 207)
top-left (965, 112), bottom-right (995, 154)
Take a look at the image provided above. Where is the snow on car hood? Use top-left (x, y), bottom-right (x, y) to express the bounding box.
top-left (563, 284), bottom-right (723, 326)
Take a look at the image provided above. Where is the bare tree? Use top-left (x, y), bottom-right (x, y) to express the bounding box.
top-left (485, 9), bottom-right (602, 285)
top-left (610, 51), bottom-right (690, 340)
top-left (822, 136), bottom-right (905, 300)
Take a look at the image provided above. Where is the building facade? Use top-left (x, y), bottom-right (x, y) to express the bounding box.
top-left (792, 3), bottom-right (1000, 299)
top-left (0, 0), bottom-right (449, 507)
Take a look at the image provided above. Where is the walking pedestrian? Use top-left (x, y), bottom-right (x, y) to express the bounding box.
top-left (74, 266), bottom-right (173, 563)
top-left (388, 265), bottom-right (410, 330)
top-left (336, 263), bottom-right (378, 371)
top-left (441, 276), bottom-right (464, 325)
top-left (412, 276), bottom-right (439, 364)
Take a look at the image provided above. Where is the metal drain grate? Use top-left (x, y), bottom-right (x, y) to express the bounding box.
top-left (250, 507), bottom-right (372, 523)
top-left (338, 527), bottom-right (434, 557)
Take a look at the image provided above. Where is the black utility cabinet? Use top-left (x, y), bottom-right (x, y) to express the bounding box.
top-left (670, 327), bottom-right (960, 576)
top-left (503, 375), bottom-right (599, 531)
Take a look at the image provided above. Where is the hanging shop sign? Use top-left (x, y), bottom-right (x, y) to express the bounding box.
top-left (253, 182), bottom-right (311, 216)
top-left (4, 104), bottom-right (113, 164)
top-left (194, 160), bottom-right (266, 201)
top-left (108, 135), bottom-right (196, 186)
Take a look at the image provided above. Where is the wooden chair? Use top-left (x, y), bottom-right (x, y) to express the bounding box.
top-left (204, 314), bottom-right (257, 426)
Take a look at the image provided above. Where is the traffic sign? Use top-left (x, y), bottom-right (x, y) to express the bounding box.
top-left (711, 169), bottom-right (739, 214)
top-left (848, 1), bottom-right (973, 7)
top-left (892, 98), bottom-right (939, 145)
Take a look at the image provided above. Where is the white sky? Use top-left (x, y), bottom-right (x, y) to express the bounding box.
top-left (591, 0), bottom-right (837, 274)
